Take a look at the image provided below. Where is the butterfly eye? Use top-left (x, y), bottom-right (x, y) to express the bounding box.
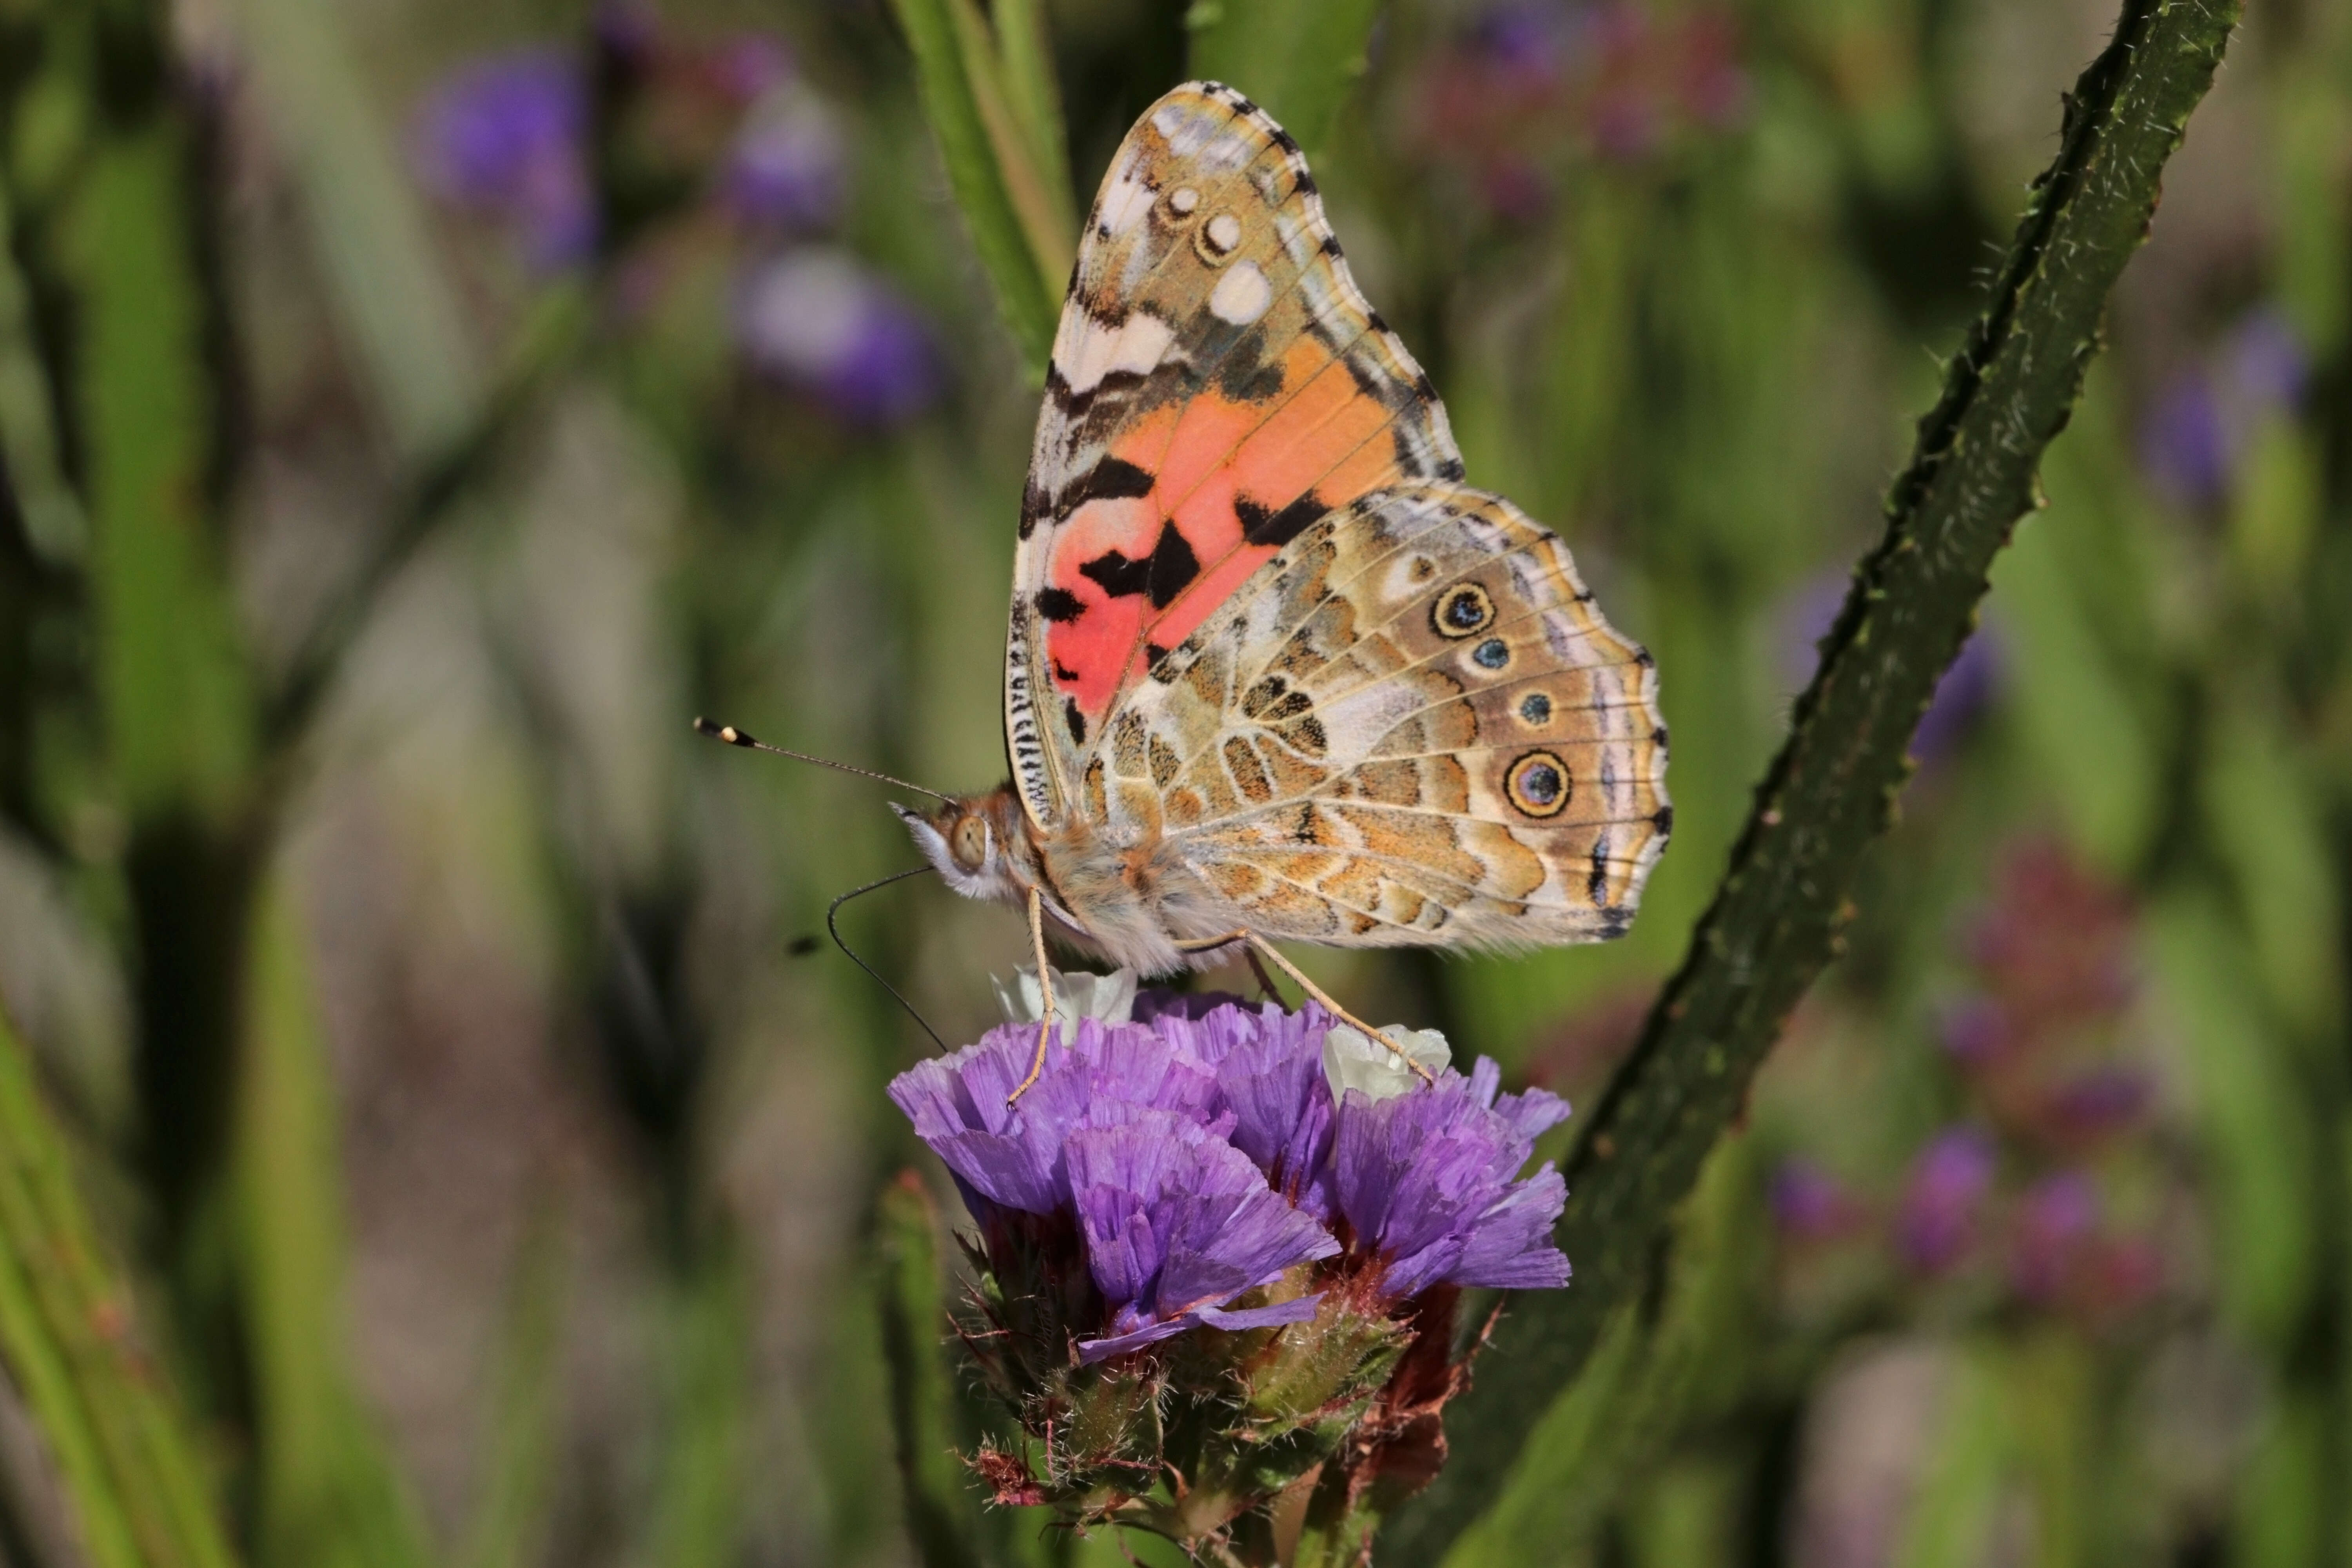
top-left (1432, 583), bottom-right (1496, 639)
top-left (1506, 751), bottom-right (1572, 818)
top-left (950, 815), bottom-right (990, 873)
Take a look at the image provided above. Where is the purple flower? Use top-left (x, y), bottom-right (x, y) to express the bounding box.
top-left (1329, 1057), bottom-right (1572, 1296)
top-left (2010, 1171), bottom-right (2099, 1304)
top-left (722, 87), bottom-right (844, 230)
top-left (412, 50), bottom-right (595, 269)
top-left (1896, 1126), bottom-right (1996, 1273)
top-left (888, 992), bottom-right (1570, 1364)
top-left (735, 250), bottom-right (940, 426)
top-left (2139, 309), bottom-right (2311, 507)
top-left (2041, 1065), bottom-right (2153, 1143)
top-left (2228, 309), bottom-right (2310, 410)
top-left (1771, 1158), bottom-right (1858, 1241)
top-left (1937, 998), bottom-right (2011, 1068)
top-left (2140, 374), bottom-right (2230, 508)
top-left (1066, 1109), bottom-right (1336, 1360)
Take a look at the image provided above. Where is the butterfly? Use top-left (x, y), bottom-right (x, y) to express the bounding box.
top-left (893, 82), bottom-right (1670, 1094)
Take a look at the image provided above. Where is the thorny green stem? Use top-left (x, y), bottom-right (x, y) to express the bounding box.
top-left (1384, 0), bottom-right (2243, 1558)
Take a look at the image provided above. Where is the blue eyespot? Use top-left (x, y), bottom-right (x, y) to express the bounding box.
top-left (1473, 638), bottom-right (1509, 670)
top-left (1519, 692), bottom-right (1552, 724)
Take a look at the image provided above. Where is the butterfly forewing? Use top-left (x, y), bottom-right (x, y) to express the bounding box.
top-left (1008, 82), bottom-right (1463, 828)
top-left (1004, 82), bottom-right (1667, 954)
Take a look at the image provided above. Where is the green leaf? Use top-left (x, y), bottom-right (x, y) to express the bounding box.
top-left (1185, 0), bottom-right (1385, 160)
top-left (1383, 0), bottom-right (2245, 1556)
top-left (990, 0), bottom-right (1072, 234)
top-left (458, 1208), bottom-right (566, 1568)
top-left (876, 1171), bottom-right (991, 1568)
top-left (1987, 491), bottom-right (2161, 875)
top-left (2147, 889), bottom-right (2317, 1351)
top-left (61, 125), bottom-right (253, 826)
top-left (238, 878), bottom-right (434, 1568)
top-left (225, 0), bottom-right (483, 461)
top-left (644, 1245), bottom-right (754, 1568)
top-left (889, 0), bottom-right (1073, 381)
top-left (0, 998), bottom-right (241, 1568)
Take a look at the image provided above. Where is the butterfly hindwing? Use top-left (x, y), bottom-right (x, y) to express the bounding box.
top-left (1084, 482), bottom-right (1670, 948)
top-left (1007, 82), bottom-right (1463, 829)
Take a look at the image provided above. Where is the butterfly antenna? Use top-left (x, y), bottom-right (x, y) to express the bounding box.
top-left (827, 865), bottom-right (949, 1052)
top-left (694, 717), bottom-right (955, 804)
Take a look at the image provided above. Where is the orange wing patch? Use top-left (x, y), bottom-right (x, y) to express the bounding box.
top-left (1007, 82), bottom-right (1462, 827)
top-left (1042, 337), bottom-right (1428, 729)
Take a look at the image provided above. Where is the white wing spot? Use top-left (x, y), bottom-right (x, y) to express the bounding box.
top-left (1209, 261), bottom-right (1272, 326)
top-left (1097, 163), bottom-right (1155, 236)
top-left (1205, 213), bottom-right (1242, 254)
top-left (1169, 186), bottom-right (1200, 215)
top-left (1058, 312), bottom-right (1175, 394)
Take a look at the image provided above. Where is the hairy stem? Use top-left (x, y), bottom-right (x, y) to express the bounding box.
top-left (1385, 0), bottom-right (2242, 1556)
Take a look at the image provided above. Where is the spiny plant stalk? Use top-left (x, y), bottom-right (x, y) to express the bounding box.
top-left (1387, 0), bottom-right (2245, 1556)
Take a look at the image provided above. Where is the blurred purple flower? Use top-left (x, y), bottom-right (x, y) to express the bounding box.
top-left (736, 250), bottom-right (940, 426)
top-left (412, 49), bottom-right (595, 269)
top-left (2009, 1171), bottom-right (2099, 1305)
top-left (716, 32), bottom-right (796, 99)
top-left (1779, 572), bottom-right (2001, 761)
top-left (1896, 1127), bottom-right (1996, 1273)
top-left (1476, 1), bottom-right (1577, 86)
top-left (888, 992), bottom-right (1571, 1363)
top-left (1937, 998), bottom-right (2011, 1068)
top-left (1771, 1158), bottom-right (1860, 1242)
top-left (722, 89), bottom-right (844, 230)
top-left (2139, 375), bottom-right (2230, 508)
top-left (2042, 1065), bottom-right (2153, 1143)
top-left (2140, 309), bottom-right (2311, 508)
top-left (2229, 309), bottom-right (2310, 409)
top-left (1910, 626), bottom-right (2002, 762)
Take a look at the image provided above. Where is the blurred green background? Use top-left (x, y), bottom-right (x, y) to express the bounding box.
top-left (0, 0), bottom-right (2344, 1564)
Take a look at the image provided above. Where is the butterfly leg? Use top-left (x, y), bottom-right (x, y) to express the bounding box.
top-left (1171, 931), bottom-right (1436, 1085)
top-left (1006, 887), bottom-right (1058, 1108)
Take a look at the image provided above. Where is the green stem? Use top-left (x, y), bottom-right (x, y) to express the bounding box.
top-left (1384, 0), bottom-right (2242, 1557)
top-left (0, 1001), bottom-right (241, 1568)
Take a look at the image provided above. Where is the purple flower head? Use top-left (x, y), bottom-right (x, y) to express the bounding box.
top-left (1330, 1058), bottom-right (1572, 1297)
top-left (1476, 0), bottom-right (1577, 87)
top-left (2139, 309), bottom-right (2312, 508)
top-left (716, 33), bottom-right (796, 99)
top-left (1066, 1109), bottom-right (1336, 1361)
top-left (2009, 1171), bottom-right (2099, 1305)
top-left (1896, 1126), bottom-right (1996, 1273)
top-left (2227, 309), bottom-right (2310, 413)
top-left (412, 49), bottom-right (595, 270)
top-left (1771, 1158), bottom-right (1859, 1242)
top-left (722, 87), bottom-right (844, 230)
top-left (2041, 1065), bottom-right (2153, 1144)
top-left (888, 983), bottom-right (1570, 1365)
top-left (2140, 374), bottom-right (2230, 508)
top-left (736, 250), bottom-right (940, 426)
top-left (1938, 997), bottom-right (2012, 1069)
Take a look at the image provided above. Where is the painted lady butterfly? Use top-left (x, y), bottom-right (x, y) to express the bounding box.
top-left (896, 82), bottom-right (1671, 1092)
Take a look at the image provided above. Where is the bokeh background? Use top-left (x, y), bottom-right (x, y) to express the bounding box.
top-left (0, 0), bottom-right (2345, 1564)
